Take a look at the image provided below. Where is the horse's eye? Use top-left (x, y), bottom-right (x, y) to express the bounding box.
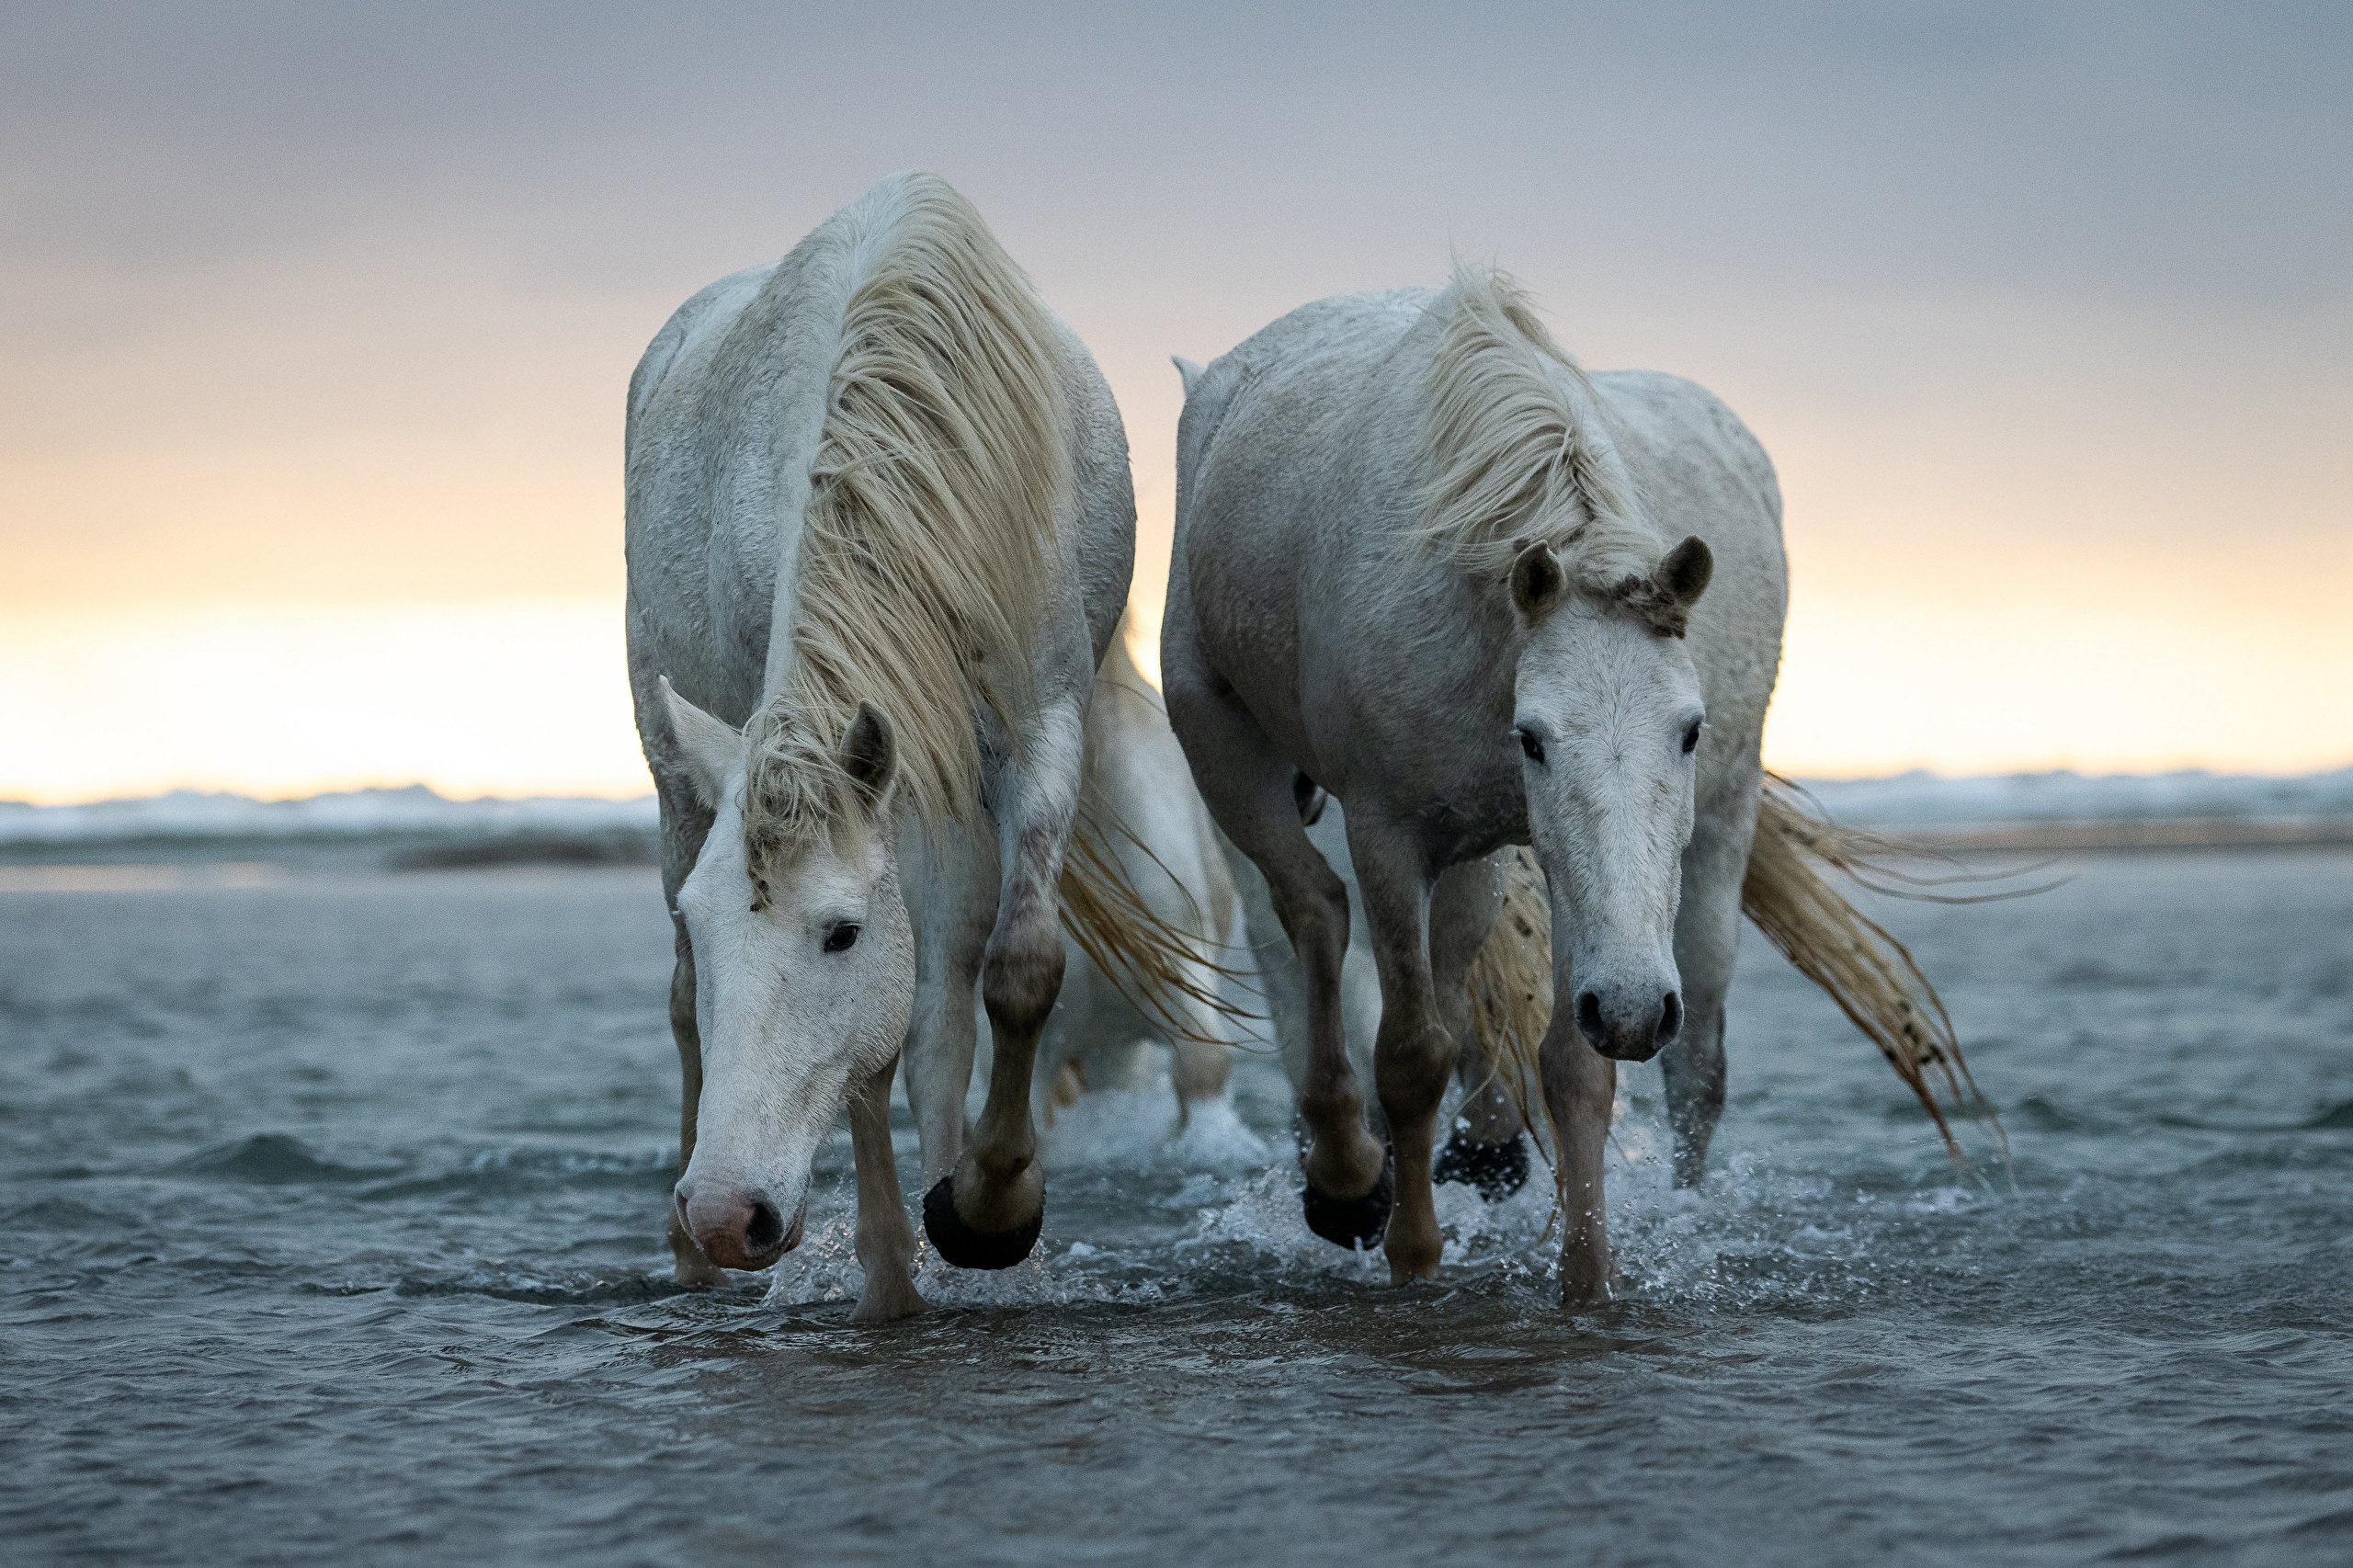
top-left (823, 922), bottom-right (861, 954)
top-left (1517, 727), bottom-right (1546, 766)
top-left (1681, 720), bottom-right (1703, 756)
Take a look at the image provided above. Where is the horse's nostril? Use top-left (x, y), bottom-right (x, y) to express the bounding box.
top-left (1658, 992), bottom-right (1684, 1043)
top-left (1574, 990), bottom-right (1605, 1044)
top-left (745, 1198), bottom-right (785, 1254)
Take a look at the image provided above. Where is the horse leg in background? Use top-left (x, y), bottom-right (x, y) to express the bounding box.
top-left (657, 785), bottom-right (726, 1289)
top-left (1169, 685), bottom-right (1385, 1244)
top-left (1169, 1032), bottom-right (1232, 1128)
top-left (1164, 948), bottom-right (1235, 1129)
top-left (1354, 830), bottom-right (1503, 1283)
top-left (925, 699), bottom-right (1087, 1268)
top-left (1437, 1034), bottom-right (1531, 1203)
top-left (1661, 769), bottom-right (1762, 1187)
top-left (847, 1056), bottom-right (924, 1322)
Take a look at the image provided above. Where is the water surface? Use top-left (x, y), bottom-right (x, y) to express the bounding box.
top-left (4, 853), bottom-right (2350, 1564)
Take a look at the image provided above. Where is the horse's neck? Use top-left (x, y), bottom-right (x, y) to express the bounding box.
top-left (750, 206), bottom-right (907, 702)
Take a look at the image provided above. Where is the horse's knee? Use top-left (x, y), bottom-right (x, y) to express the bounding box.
top-left (1374, 1007), bottom-right (1455, 1119)
top-left (667, 950), bottom-right (702, 1167)
top-left (1272, 865), bottom-right (1349, 975)
top-left (982, 920), bottom-right (1066, 1040)
top-left (668, 954), bottom-right (699, 1054)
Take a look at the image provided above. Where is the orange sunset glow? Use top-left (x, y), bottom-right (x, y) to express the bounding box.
top-left (4, 9), bottom-right (2347, 803)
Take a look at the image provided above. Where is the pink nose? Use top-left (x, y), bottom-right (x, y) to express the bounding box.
top-left (676, 1181), bottom-right (802, 1270)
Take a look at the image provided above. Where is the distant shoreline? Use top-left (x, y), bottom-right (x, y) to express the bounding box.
top-left (1899, 819), bottom-right (2353, 855)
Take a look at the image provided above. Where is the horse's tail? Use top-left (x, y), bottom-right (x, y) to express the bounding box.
top-left (1461, 778), bottom-right (1995, 1162)
top-left (1739, 775), bottom-right (1992, 1159)
top-left (1057, 815), bottom-right (1249, 1049)
top-left (1056, 623), bottom-right (1253, 1048)
top-left (1463, 847), bottom-right (1556, 1150)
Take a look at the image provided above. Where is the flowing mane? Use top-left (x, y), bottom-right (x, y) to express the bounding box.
top-left (1411, 265), bottom-right (1664, 597)
top-left (742, 174), bottom-right (1070, 872)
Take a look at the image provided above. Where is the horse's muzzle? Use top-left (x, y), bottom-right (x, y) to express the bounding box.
top-left (1575, 986), bottom-right (1683, 1062)
top-left (676, 1182), bottom-right (808, 1271)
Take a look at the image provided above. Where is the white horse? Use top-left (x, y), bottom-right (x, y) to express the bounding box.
top-left (626, 173), bottom-right (1167, 1322)
top-left (1166, 268), bottom-right (1966, 1303)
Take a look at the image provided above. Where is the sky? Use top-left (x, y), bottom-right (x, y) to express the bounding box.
top-left (2, 1), bottom-right (2347, 801)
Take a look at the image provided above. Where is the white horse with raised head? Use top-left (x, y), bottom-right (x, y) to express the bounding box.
top-left (626, 173), bottom-right (1163, 1322)
top-left (1166, 268), bottom-right (1969, 1303)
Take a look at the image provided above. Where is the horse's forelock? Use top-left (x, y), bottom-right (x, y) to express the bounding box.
top-left (739, 700), bottom-right (868, 903)
top-left (1415, 264), bottom-right (1670, 606)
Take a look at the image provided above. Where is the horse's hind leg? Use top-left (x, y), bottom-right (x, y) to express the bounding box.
top-left (1166, 965), bottom-right (1235, 1129)
top-left (924, 699), bottom-right (1086, 1269)
top-left (1436, 1037), bottom-right (1531, 1203)
top-left (1165, 677), bottom-right (1384, 1244)
top-left (1662, 769), bottom-right (1762, 1187)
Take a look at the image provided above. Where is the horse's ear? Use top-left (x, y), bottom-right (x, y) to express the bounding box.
top-left (1172, 356), bottom-right (1206, 397)
top-left (659, 677), bottom-right (742, 808)
top-left (1510, 540), bottom-right (1566, 623)
top-left (1656, 536), bottom-right (1713, 607)
top-left (838, 701), bottom-right (897, 812)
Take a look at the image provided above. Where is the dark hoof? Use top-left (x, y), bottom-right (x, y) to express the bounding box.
top-left (1434, 1131), bottom-right (1529, 1203)
top-left (922, 1176), bottom-right (1042, 1270)
top-left (1302, 1152), bottom-right (1393, 1249)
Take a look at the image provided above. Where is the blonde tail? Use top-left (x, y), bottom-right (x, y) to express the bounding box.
top-left (1057, 812), bottom-right (1251, 1049)
top-left (1740, 775), bottom-right (1995, 1161)
top-left (1462, 847), bottom-right (1558, 1163)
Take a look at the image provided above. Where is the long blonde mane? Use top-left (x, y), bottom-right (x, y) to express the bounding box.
top-left (1412, 265), bottom-right (1661, 594)
top-left (743, 174), bottom-right (1070, 873)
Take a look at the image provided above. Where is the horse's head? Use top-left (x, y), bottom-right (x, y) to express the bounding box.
top-left (657, 679), bottom-right (915, 1270)
top-left (1507, 533), bottom-right (1713, 1062)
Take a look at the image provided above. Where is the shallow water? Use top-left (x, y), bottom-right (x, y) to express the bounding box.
top-left (4, 852), bottom-right (2351, 1565)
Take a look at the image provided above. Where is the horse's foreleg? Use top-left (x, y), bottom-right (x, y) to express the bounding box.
top-left (847, 1056), bottom-right (924, 1323)
top-left (1662, 768), bottom-right (1760, 1187)
top-left (663, 937), bottom-right (727, 1288)
top-left (1357, 835), bottom-right (1501, 1283)
top-left (1169, 683), bottom-right (1383, 1244)
top-left (901, 832), bottom-right (996, 1191)
top-left (924, 702), bottom-right (1084, 1269)
top-left (1543, 1010), bottom-right (1619, 1306)
top-left (656, 785), bottom-right (725, 1289)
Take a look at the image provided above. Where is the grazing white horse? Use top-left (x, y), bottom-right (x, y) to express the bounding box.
top-left (1166, 269), bottom-right (1968, 1303)
top-left (626, 173), bottom-right (1165, 1322)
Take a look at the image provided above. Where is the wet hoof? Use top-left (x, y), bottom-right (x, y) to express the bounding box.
top-left (1434, 1131), bottom-right (1529, 1203)
top-left (1302, 1152), bottom-right (1393, 1249)
top-left (922, 1176), bottom-right (1042, 1270)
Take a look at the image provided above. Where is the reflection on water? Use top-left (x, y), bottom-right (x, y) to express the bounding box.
top-left (3, 856), bottom-right (2351, 1565)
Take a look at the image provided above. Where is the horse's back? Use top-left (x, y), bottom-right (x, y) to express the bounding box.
top-left (1177, 289), bottom-right (1430, 518)
top-left (1169, 290), bottom-right (1436, 715)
